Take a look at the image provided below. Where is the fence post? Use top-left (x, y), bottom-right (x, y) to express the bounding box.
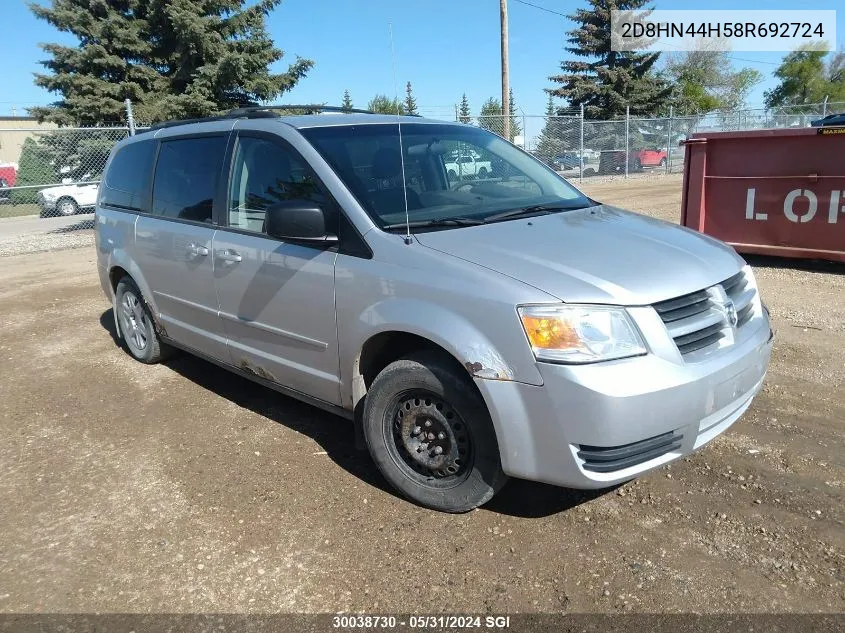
top-left (125, 99), bottom-right (136, 136)
top-left (625, 106), bottom-right (630, 180)
top-left (667, 105), bottom-right (673, 174)
top-left (579, 103), bottom-right (584, 185)
top-left (823, 96), bottom-right (829, 118)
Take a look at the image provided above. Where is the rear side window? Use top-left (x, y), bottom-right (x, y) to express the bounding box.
top-left (152, 136), bottom-right (227, 222)
top-left (101, 140), bottom-right (156, 211)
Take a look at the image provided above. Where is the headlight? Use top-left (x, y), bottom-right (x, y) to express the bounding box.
top-left (518, 305), bottom-right (647, 364)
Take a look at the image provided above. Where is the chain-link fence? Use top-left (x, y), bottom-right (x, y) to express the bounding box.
top-left (462, 100), bottom-right (845, 183)
top-left (0, 125), bottom-right (131, 220)
top-left (1, 99), bottom-right (842, 224)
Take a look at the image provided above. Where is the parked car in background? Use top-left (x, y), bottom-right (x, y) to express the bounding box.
top-left (635, 148), bottom-right (668, 168)
top-left (810, 113), bottom-right (845, 127)
top-left (96, 108), bottom-right (772, 513)
top-left (552, 153), bottom-right (583, 170)
top-left (598, 148), bottom-right (668, 174)
top-left (37, 181), bottom-right (99, 217)
top-left (0, 177), bottom-right (10, 205)
top-left (444, 153), bottom-right (492, 181)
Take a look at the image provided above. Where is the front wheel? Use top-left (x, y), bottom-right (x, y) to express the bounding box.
top-left (659, 157), bottom-right (667, 168)
top-left (477, 167), bottom-right (488, 180)
top-left (363, 352), bottom-right (507, 512)
top-left (56, 197), bottom-right (79, 216)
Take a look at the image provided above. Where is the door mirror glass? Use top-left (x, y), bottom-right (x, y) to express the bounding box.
top-left (265, 200), bottom-right (338, 244)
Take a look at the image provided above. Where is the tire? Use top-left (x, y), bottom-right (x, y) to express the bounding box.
top-left (447, 170), bottom-right (457, 181)
top-left (363, 351), bottom-right (508, 512)
top-left (477, 167), bottom-right (488, 180)
top-left (114, 276), bottom-right (171, 364)
top-left (659, 157), bottom-right (667, 168)
top-left (56, 197), bottom-right (79, 216)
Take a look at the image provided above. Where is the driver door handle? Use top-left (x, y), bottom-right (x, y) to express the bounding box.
top-left (217, 249), bottom-right (242, 263)
top-left (187, 243), bottom-right (209, 257)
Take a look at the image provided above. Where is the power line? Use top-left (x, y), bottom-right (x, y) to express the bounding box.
top-left (511, 0), bottom-right (567, 18)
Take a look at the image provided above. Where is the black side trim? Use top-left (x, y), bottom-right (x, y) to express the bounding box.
top-left (577, 431), bottom-right (683, 473)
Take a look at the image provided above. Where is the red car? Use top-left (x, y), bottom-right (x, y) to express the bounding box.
top-left (598, 149), bottom-right (668, 174)
top-left (635, 148), bottom-right (668, 168)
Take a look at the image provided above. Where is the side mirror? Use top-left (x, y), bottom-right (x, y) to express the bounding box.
top-left (264, 200), bottom-right (338, 244)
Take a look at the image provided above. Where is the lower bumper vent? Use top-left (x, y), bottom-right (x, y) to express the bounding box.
top-left (577, 431), bottom-right (683, 473)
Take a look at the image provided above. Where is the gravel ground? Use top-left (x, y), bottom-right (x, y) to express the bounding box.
top-left (0, 175), bottom-right (842, 615)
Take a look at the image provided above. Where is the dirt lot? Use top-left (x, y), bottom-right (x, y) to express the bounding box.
top-left (0, 174), bottom-right (842, 614)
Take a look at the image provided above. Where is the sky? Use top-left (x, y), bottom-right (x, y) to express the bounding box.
top-left (2, 0), bottom-right (843, 124)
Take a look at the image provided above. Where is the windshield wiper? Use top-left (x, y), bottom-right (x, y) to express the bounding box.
top-left (382, 217), bottom-right (486, 231)
top-left (484, 202), bottom-right (591, 223)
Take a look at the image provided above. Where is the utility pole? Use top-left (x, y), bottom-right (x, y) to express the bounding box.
top-left (500, 0), bottom-right (510, 142)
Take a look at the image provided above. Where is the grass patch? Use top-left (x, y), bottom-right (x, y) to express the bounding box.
top-left (0, 203), bottom-right (40, 219)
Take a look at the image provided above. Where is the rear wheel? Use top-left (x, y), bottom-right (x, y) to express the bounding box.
top-left (447, 169), bottom-right (458, 182)
top-left (477, 167), bottom-right (488, 180)
top-left (56, 197), bottom-right (78, 216)
top-left (659, 157), bottom-right (667, 168)
top-left (363, 352), bottom-right (507, 512)
top-left (114, 277), bottom-right (171, 364)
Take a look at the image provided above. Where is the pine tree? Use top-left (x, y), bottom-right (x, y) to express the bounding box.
top-left (548, 0), bottom-right (671, 119)
top-left (30, 0), bottom-right (314, 125)
top-left (478, 98), bottom-right (503, 136)
top-left (535, 93), bottom-right (568, 165)
top-left (367, 95), bottom-right (405, 115)
top-left (404, 82), bottom-right (418, 115)
top-left (458, 93), bottom-right (471, 123)
top-left (508, 89), bottom-right (522, 141)
top-left (341, 89), bottom-right (353, 111)
top-left (10, 138), bottom-right (56, 205)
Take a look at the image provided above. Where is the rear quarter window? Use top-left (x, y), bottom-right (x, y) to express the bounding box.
top-left (152, 136), bottom-right (227, 223)
top-left (101, 140), bottom-right (156, 212)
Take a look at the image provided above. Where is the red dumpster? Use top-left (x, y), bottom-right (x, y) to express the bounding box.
top-left (681, 126), bottom-right (845, 262)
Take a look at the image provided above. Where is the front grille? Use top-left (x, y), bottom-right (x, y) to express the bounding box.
top-left (654, 270), bottom-right (758, 358)
top-left (577, 431), bottom-right (683, 473)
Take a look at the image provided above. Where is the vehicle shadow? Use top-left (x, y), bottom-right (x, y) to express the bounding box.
top-left (48, 217), bottom-right (95, 233)
top-left (744, 254), bottom-right (845, 275)
top-left (99, 309), bottom-right (606, 518)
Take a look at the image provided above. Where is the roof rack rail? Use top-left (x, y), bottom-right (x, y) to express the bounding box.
top-left (143, 103), bottom-right (419, 132)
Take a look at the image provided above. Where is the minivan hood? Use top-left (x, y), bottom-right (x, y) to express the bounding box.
top-left (415, 205), bottom-right (744, 305)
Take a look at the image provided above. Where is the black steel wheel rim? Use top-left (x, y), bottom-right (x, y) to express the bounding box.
top-left (385, 390), bottom-right (473, 487)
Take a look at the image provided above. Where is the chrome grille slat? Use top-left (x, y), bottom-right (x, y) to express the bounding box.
top-left (654, 269), bottom-right (758, 359)
top-left (654, 290), bottom-right (709, 316)
top-left (663, 308), bottom-right (724, 339)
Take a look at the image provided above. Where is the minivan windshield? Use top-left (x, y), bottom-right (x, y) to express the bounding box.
top-left (301, 123), bottom-right (594, 231)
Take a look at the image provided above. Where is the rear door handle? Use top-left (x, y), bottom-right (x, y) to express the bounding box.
top-left (217, 249), bottom-right (242, 263)
top-left (187, 243), bottom-right (209, 257)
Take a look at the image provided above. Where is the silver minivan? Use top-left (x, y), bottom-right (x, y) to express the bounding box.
top-left (96, 108), bottom-right (773, 512)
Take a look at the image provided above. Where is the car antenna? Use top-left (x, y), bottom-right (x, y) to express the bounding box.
top-left (389, 22), bottom-right (412, 245)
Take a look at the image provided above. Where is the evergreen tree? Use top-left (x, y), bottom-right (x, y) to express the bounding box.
top-left (478, 98), bottom-right (503, 136)
top-left (367, 94), bottom-right (405, 115)
top-left (458, 93), bottom-right (471, 123)
top-left (404, 82), bottom-right (418, 115)
top-left (548, 0), bottom-right (671, 118)
top-left (508, 89), bottom-right (522, 141)
top-left (10, 138), bottom-right (57, 205)
top-left (535, 94), bottom-right (567, 165)
top-left (341, 89), bottom-right (353, 111)
top-left (30, 0), bottom-right (313, 125)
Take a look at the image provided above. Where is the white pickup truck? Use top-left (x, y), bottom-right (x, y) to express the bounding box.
top-left (37, 181), bottom-right (99, 217)
top-left (444, 153), bottom-right (493, 181)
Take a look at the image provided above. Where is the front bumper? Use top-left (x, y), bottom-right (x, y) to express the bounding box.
top-left (475, 318), bottom-right (773, 489)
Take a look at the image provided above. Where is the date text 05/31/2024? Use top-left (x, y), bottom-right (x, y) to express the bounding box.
top-left (332, 615), bottom-right (512, 629)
